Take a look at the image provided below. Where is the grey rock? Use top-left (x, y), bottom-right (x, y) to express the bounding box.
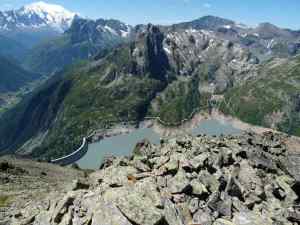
top-left (90, 166), bottom-right (138, 187)
top-left (70, 179), bottom-right (90, 191)
top-left (213, 218), bottom-right (235, 225)
top-left (188, 197), bottom-right (199, 214)
top-left (102, 186), bottom-right (163, 225)
top-left (217, 195), bottom-right (232, 218)
top-left (131, 159), bottom-right (151, 172)
top-left (275, 175), bottom-right (297, 206)
top-left (52, 193), bottom-right (75, 223)
top-left (164, 159), bottom-right (179, 173)
top-left (99, 155), bottom-right (117, 169)
top-left (233, 211), bottom-right (273, 225)
top-left (192, 209), bottom-right (213, 225)
top-left (167, 169), bottom-right (191, 194)
top-left (4, 132), bottom-right (300, 225)
top-left (92, 202), bottom-right (133, 225)
top-left (190, 179), bottom-right (208, 195)
top-left (190, 152), bottom-right (210, 170)
top-left (164, 199), bottom-right (185, 225)
top-left (286, 154), bottom-right (300, 182)
top-left (199, 170), bottom-right (220, 193)
top-left (133, 139), bottom-right (153, 157)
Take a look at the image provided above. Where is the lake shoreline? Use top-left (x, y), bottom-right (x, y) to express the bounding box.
top-left (89, 109), bottom-right (278, 143)
top-left (76, 110), bottom-right (300, 170)
top-left (151, 109), bottom-right (276, 137)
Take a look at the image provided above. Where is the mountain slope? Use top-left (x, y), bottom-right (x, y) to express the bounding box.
top-left (0, 56), bottom-right (39, 93)
top-left (220, 55), bottom-right (300, 136)
top-left (0, 35), bottom-right (27, 60)
top-left (172, 16), bottom-right (300, 60)
top-left (0, 56), bottom-right (41, 114)
top-left (174, 15), bottom-right (236, 31)
top-left (24, 17), bottom-right (132, 74)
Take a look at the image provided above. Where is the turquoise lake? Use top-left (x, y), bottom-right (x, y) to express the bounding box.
top-left (76, 119), bottom-right (242, 169)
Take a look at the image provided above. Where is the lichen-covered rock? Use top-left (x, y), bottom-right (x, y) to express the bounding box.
top-left (193, 209), bottom-right (213, 225)
top-left (232, 211), bottom-right (273, 225)
top-left (167, 169), bottom-right (191, 194)
top-left (286, 154), bottom-right (300, 182)
top-left (190, 179), bottom-right (208, 195)
top-left (213, 218), bottom-right (236, 225)
top-left (92, 203), bottom-right (133, 225)
top-left (164, 199), bottom-right (185, 225)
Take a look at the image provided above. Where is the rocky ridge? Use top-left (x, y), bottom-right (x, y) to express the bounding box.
top-left (24, 16), bottom-right (132, 74)
top-left (2, 131), bottom-right (300, 225)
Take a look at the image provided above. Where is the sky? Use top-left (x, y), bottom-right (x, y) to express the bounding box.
top-left (1, 0), bottom-right (300, 29)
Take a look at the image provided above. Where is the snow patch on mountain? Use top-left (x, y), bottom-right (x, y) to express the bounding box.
top-left (223, 25), bottom-right (232, 29)
top-left (120, 25), bottom-right (131, 37)
top-left (104, 25), bottom-right (118, 35)
top-left (0, 1), bottom-right (77, 32)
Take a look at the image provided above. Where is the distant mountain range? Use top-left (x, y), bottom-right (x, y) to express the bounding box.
top-left (1, 3), bottom-right (300, 160)
top-left (0, 2), bottom-right (133, 113)
top-left (1, 2), bottom-right (299, 73)
top-left (0, 1), bottom-right (76, 50)
top-left (24, 17), bottom-right (132, 74)
top-left (23, 15), bottom-right (300, 75)
top-left (172, 16), bottom-right (300, 59)
top-left (0, 1), bottom-right (75, 32)
top-left (0, 2), bottom-right (133, 73)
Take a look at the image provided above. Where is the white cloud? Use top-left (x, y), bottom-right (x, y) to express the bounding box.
top-left (203, 3), bottom-right (212, 8)
top-left (181, 1), bottom-right (212, 8)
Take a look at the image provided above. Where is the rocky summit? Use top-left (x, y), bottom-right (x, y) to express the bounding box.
top-left (1, 131), bottom-right (300, 225)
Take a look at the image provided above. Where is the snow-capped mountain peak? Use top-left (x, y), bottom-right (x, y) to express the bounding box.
top-left (21, 1), bottom-right (75, 21)
top-left (0, 1), bottom-right (77, 32)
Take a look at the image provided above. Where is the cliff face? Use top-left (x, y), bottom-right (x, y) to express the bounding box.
top-left (1, 132), bottom-right (300, 225)
top-left (144, 25), bottom-right (170, 81)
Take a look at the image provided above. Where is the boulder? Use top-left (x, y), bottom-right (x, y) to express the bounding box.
top-left (190, 152), bottom-right (210, 170)
top-left (233, 211), bottom-right (273, 225)
top-left (52, 193), bottom-right (75, 224)
top-left (213, 218), bottom-right (236, 225)
top-left (102, 187), bottom-right (163, 225)
top-left (167, 169), bottom-right (191, 194)
top-left (190, 179), bottom-right (208, 196)
top-left (133, 139), bottom-right (153, 157)
top-left (286, 154), bottom-right (300, 182)
top-left (92, 203), bottom-right (133, 225)
top-left (164, 199), bottom-right (185, 225)
top-left (192, 209), bottom-right (213, 225)
top-left (90, 166), bottom-right (138, 187)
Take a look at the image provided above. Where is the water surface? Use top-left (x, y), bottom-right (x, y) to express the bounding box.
top-left (76, 119), bottom-right (242, 169)
top-left (76, 128), bottom-right (160, 169)
top-left (191, 119), bottom-right (241, 136)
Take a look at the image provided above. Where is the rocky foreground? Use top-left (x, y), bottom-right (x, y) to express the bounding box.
top-left (1, 132), bottom-right (300, 225)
